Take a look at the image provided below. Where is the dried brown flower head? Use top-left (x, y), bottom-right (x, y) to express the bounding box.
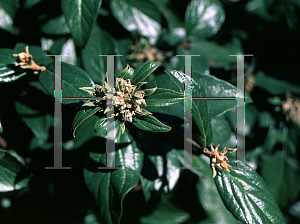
top-left (245, 74), bottom-right (255, 92)
top-left (204, 145), bottom-right (237, 178)
top-left (128, 38), bottom-right (164, 66)
top-left (13, 46), bottom-right (46, 74)
top-left (282, 92), bottom-right (300, 124)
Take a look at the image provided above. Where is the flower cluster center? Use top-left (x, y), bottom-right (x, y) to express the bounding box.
top-left (95, 78), bottom-right (147, 123)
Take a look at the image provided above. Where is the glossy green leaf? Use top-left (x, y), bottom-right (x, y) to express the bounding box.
top-left (197, 170), bottom-right (242, 224)
top-left (261, 151), bottom-right (300, 208)
top-left (110, 0), bottom-right (162, 39)
top-left (143, 87), bottom-right (157, 96)
top-left (131, 61), bottom-right (159, 85)
top-left (84, 123), bottom-right (143, 224)
top-left (61, 0), bottom-right (102, 48)
top-left (189, 38), bottom-right (243, 70)
top-left (15, 101), bottom-right (51, 142)
top-left (164, 69), bottom-right (213, 147)
top-left (72, 107), bottom-right (102, 137)
top-left (140, 132), bottom-right (180, 201)
top-left (194, 72), bottom-right (252, 117)
top-left (165, 69), bottom-right (252, 118)
top-left (132, 114), bottom-right (171, 132)
top-left (192, 98), bottom-right (213, 148)
top-left (160, 28), bottom-right (187, 47)
top-left (39, 62), bottom-right (95, 104)
top-left (119, 65), bottom-right (134, 80)
top-left (176, 48), bottom-right (210, 75)
top-left (0, 119), bottom-right (3, 135)
top-left (0, 150), bottom-right (32, 192)
top-left (185, 0), bottom-right (225, 39)
top-left (140, 199), bottom-right (190, 224)
top-left (94, 117), bottom-right (109, 132)
top-left (255, 71), bottom-right (300, 95)
top-left (0, 48), bottom-right (27, 83)
top-left (210, 116), bottom-right (232, 148)
top-left (0, 0), bottom-right (20, 35)
top-left (40, 37), bottom-right (68, 55)
top-left (177, 151), bottom-right (212, 177)
top-left (41, 15), bottom-right (70, 35)
top-left (72, 111), bottom-right (100, 149)
top-left (82, 25), bottom-right (115, 85)
top-left (150, 0), bottom-right (182, 29)
top-left (215, 160), bottom-right (286, 224)
top-left (145, 88), bottom-right (184, 107)
top-left (61, 38), bottom-right (77, 65)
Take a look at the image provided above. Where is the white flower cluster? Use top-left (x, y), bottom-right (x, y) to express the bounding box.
top-left (96, 78), bottom-right (147, 123)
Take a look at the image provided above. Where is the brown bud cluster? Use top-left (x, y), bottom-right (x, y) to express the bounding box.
top-left (13, 46), bottom-right (46, 74)
top-left (203, 145), bottom-right (237, 178)
top-left (128, 39), bottom-right (164, 66)
top-left (282, 93), bottom-right (300, 124)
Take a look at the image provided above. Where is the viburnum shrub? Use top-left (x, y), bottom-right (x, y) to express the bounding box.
top-left (1, 0), bottom-right (300, 224)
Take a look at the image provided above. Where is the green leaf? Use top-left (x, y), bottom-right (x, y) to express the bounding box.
top-left (164, 69), bottom-right (213, 147)
top-left (185, 0), bottom-right (225, 39)
top-left (119, 65), bottom-right (134, 80)
top-left (215, 160), bottom-right (286, 224)
top-left (39, 62), bottom-right (95, 104)
top-left (143, 87), bottom-right (157, 96)
top-left (0, 48), bottom-right (27, 83)
top-left (192, 99), bottom-right (213, 148)
top-left (24, 0), bottom-right (41, 9)
top-left (189, 38), bottom-right (243, 70)
top-left (0, 0), bottom-right (20, 35)
top-left (110, 0), bottom-right (162, 39)
top-left (72, 111), bottom-right (100, 149)
top-left (145, 88), bottom-right (184, 107)
top-left (131, 61), bottom-right (159, 85)
top-left (0, 119), bottom-right (3, 135)
top-left (41, 15), bottom-right (70, 35)
top-left (72, 107), bottom-right (102, 137)
top-left (140, 199), bottom-right (190, 224)
top-left (150, 0), bottom-right (183, 29)
top-left (165, 69), bottom-right (252, 118)
top-left (61, 0), bottom-right (102, 48)
top-left (176, 48), bottom-right (210, 75)
top-left (160, 28), bottom-right (187, 47)
top-left (140, 133), bottom-right (181, 201)
top-left (132, 114), bottom-right (171, 132)
top-left (0, 150), bottom-right (4, 160)
top-left (255, 71), bottom-right (300, 95)
top-left (177, 152), bottom-right (212, 177)
top-left (94, 117), bottom-right (109, 132)
top-left (84, 123), bottom-right (143, 224)
top-left (0, 150), bottom-right (32, 192)
top-left (245, 0), bottom-right (279, 21)
top-left (261, 151), bottom-right (300, 208)
top-left (210, 116), bottom-right (233, 148)
top-left (15, 101), bottom-right (51, 142)
top-left (194, 72), bottom-right (252, 117)
top-left (82, 25), bottom-right (116, 85)
top-left (197, 170), bottom-right (242, 224)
